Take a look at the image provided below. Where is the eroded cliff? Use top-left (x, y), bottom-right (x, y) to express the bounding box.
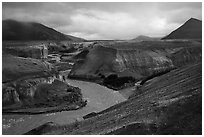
top-left (68, 41), bottom-right (202, 88)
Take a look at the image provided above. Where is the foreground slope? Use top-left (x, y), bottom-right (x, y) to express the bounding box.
top-left (28, 62), bottom-right (201, 134)
top-left (2, 19), bottom-right (85, 41)
top-left (162, 18), bottom-right (202, 40)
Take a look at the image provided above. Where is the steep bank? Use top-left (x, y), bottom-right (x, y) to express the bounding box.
top-left (68, 41), bottom-right (201, 89)
top-left (69, 46), bottom-right (117, 80)
top-left (69, 45), bottom-right (174, 80)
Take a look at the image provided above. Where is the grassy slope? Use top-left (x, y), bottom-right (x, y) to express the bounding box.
top-left (2, 55), bottom-right (54, 83)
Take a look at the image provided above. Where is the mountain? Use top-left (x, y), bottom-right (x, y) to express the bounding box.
top-left (162, 18), bottom-right (202, 40)
top-left (131, 35), bottom-right (161, 42)
top-left (2, 19), bottom-right (86, 41)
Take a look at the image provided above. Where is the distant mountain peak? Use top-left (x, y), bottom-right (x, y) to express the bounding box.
top-left (131, 35), bottom-right (161, 42)
top-left (184, 18), bottom-right (201, 25)
top-left (188, 18), bottom-right (201, 22)
top-left (136, 35), bottom-right (150, 38)
top-left (162, 18), bottom-right (202, 40)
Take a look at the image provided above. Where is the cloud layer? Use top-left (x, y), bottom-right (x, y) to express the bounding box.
top-left (2, 2), bottom-right (202, 40)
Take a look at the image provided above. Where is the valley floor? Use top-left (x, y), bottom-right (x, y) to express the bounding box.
top-left (25, 62), bottom-right (201, 135)
top-left (2, 40), bottom-right (202, 135)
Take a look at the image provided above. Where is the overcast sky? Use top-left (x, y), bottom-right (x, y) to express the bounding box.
top-left (2, 2), bottom-right (202, 40)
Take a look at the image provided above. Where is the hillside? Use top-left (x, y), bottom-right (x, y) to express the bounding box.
top-left (2, 19), bottom-right (85, 41)
top-left (162, 18), bottom-right (202, 40)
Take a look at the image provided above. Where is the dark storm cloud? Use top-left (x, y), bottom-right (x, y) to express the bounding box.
top-left (2, 2), bottom-right (202, 40)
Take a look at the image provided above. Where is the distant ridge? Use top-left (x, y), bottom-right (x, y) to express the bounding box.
top-left (162, 18), bottom-right (202, 40)
top-left (2, 19), bottom-right (86, 41)
top-left (131, 35), bottom-right (161, 42)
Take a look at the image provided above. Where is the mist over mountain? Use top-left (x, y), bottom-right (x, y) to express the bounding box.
top-left (2, 19), bottom-right (86, 41)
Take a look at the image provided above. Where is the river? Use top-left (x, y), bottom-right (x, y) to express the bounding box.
top-left (2, 79), bottom-right (126, 135)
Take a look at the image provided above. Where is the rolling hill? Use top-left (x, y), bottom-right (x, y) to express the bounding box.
top-left (162, 18), bottom-right (202, 40)
top-left (2, 19), bottom-right (85, 41)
